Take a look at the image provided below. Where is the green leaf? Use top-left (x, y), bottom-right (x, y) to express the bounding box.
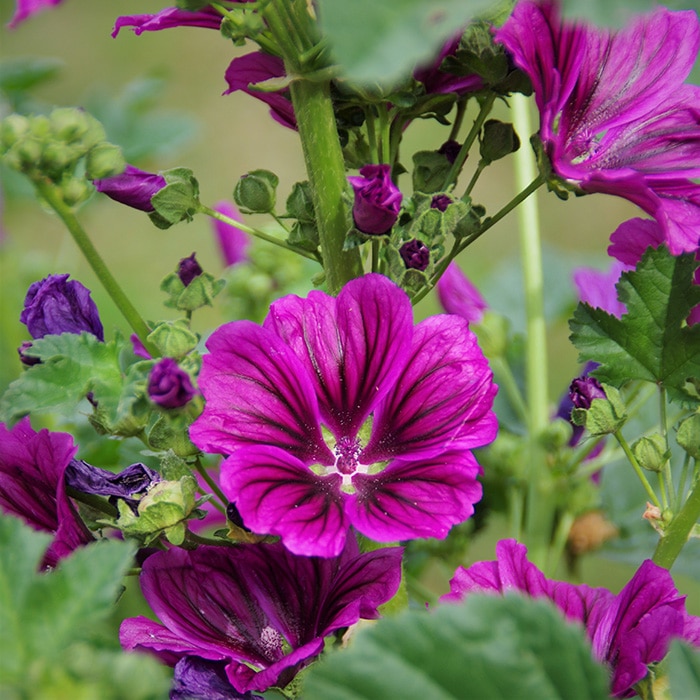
top-left (303, 594), bottom-right (610, 699)
top-left (569, 246), bottom-right (700, 397)
top-left (317, 0), bottom-right (503, 87)
top-left (667, 641), bottom-right (700, 699)
top-left (0, 57), bottom-right (63, 93)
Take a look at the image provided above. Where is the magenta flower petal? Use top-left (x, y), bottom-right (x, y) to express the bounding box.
top-left (189, 321), bottom-right (332, 464)
top-left (0, 418), bottom-right (92, 567)
top-left (93, 165), bottom-right (166, 213)
top-left (573, 260), bottom-right (629, 318)
top-left (212, 201), bottom-right (250, 268)
top-left (112, 7), bottom-right (223, 38)
top-left (362, 315), bottom-right (496, 462)
top-left (436, 262), bottom-right (488, 324)
top-left (120, 538), bottom-right (401, 693)
top-left (224, 52), bottom-right (296, 130)
top-left (7, 0), bottom-right (61, 28)
top-left (348, 450), bottom-right (482, 542)
top-left (265, 274), bottom-right (414, 438)
top-left (221, 445), bottom-right (347, 557)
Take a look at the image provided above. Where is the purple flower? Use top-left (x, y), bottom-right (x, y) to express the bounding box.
top-left (0, 418), bottom-right (92, 567)
top-left (495, 2), bottom-right (700, 255)
top-left (555, 362), bottom-right (603, 453)
top-left (569, 375), bottom-right (606, 410)
top-left (20, 273), bottom-right (104, 341)
top-left (65, 459), bottom-right (160, 513)
top-left (211, 201), bottom-right (250, 268)
top-left (436, 262), bottom-right (487, 325)
top-left (399, 239), bottom-right (430, 271)
top-left (93, 164), bottom-right (166, 213)
top-left (414, 36), bottom-right (484, 96)
top-left (171, 658), bottom-right (262, 700)
top-left (112, 7), bottom-right (224, 38)
top-left (430, 194), bottom-right (452, 212)
top-left (177, 252), bottom-right (203, 287)
top-left (148, 358), bottom-right (196, 409)
top-left (224, 52), bottom-right (297, 130)
top-left (119, 537), bottom-right (402, 694)
top-left (573, 260), bottom-right (629, 319)
top-left (443, 539), bottom-right (700, 697)
top-left (348, 165), bottom-right (402, 235)
top-left (7, 0), bottom-right (61, 28)
top-left (189, 274), bottom-right (497, 557)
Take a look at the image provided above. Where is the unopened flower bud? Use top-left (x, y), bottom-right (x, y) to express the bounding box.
top-left (571, 384), bottom-right (627, 436)
top-left (20, 273), bottom-right (104, 340)
top-left (677, 413), bottom-right (700, 460)
top-left (631, 434), bottom-right (669, 472)
top-left (60, 175), bottom-right (92, 207)
top-left (437, 139), bottom-right (461, 165)
top-left (94, 164), bottom-right (166, 212)
top-left (147, 358), bottom-right (196, 409)
top-left (50, 107), bottom-right (89, 143)
top-left (0, 114), bottom-right (29, 149)
top-left (177, 252), bottom-right (203, 287)
top-left (430, 194), bottom-right (452, 212)
top-left (570, 375), bottom-right (606, 410)
top-left (234, 169), bottom-right (279, 213)
top-left (85, 142), bottom-right (126, 180)
top-left (147, 320), bottom-right (199, 359)
top-left (399, 239), bottom-right (430, 271)
top-left (348, 164), bottom-right (402, 235)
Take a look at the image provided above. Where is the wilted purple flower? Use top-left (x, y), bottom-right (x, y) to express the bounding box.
top-left (7, 0), bottom-right (61, 28)
top-left (190, 274), bottom-right (497, 557)
top-left (399, 239), bottom-right (430, 271)
top-left (65, 459), bottom-right (160, 513)
top-left (93, 164), bottom-right (166, 213)
top-left (147, 358), bottom-right (196, 409)
top-left (443, 539), bottom-right (700, 697)
top-left (0, 418), bottom-right (92, 567)
top-left (120, 537), bottom-right (402, 694)
top-left (20, 273), bottom-right (104, 341)
top-left (177, 252), bottom-right (203, 287)
top-left (348, 165), bottom-right (402, 235)
top-left (224, 52), bottom-right (296, 130)
top-left (436, 262), bottom-right (488, 325)
top-left (112, 7), bottom-right (224, 37)
top-left (495, 2), bottom-right (700, 255)
top-left (212, 201), bottom-right (250, 268)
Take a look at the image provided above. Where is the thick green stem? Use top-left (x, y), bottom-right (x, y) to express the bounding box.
top-left (512, 94), bottom-right (552, 571)
top-left (34, 179), bottom-right (157, 356)
top-left (288, 79), bottom-right (363, 292)
top-left (653, 481), bottom-right (700, 570)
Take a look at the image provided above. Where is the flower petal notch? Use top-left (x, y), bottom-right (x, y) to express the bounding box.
top-left (191, 274), bottom-right (497, 556)
top-left (120, 537), bottom-right (402, 694)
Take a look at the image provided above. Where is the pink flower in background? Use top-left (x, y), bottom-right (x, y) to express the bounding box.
top-left (190, 274), bottom-right (497, 557)
top-left (212, 201), bottom-right (250, 268)
top-left (495, 1), bottom-right (700, 255)
top-left (444, 539), bottom-right (700, 697)
top-left (7, 0), bottom-right (61, 28)
top-left (573, 260), bottom-right (629, 319)
top-left (436, 262), bottom-right (488, 325)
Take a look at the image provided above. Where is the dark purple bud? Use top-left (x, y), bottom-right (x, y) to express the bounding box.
top-left (399, 239), bottom-right (430, 271)
top-left (20, 273), bottom-right (104, 341)
top-left (431, 194), bottom-right (452, 212)
top-left (178, 252), bottom-right (203, 287)
top-left (147, 358), bottom-right (196, 409)
top-left (437, 140), bottom-right (462, 165)
top-left (93, 164), bottom-right (166, 212)
top-left (18, 341), bottom-right (40, 366)
top-left (65, 459), bottom-right (161, 513)
top-left (348, 164), bottom-right (402, 235)
top-left (570, 375), bottom-right (606, 410)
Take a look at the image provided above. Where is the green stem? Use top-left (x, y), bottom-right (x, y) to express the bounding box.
top-left (512, 94), bottom-right (552, 570)
top-left (365, 106), bottom-right (379, 164)
top-left (441, 93), bottom-right (496, 191)
top-left (200, 205), bottom-right (319, 262)
top-left (34, 179), bottom-right (157, 356)
top-left (614, 429), bottom-right (660, 508)
top-left (490, 356), bottom-right (528, 425)
top-left (463, 160), bottom-right (486, 199)
top-left (659, 386), bottom-right (675, 509)
top-left (66, 485), bottom-right (118, 518)
top-left (448, 98), bottom-right (468, 142)
top-left (653, 480), bottom-right (700, 570)
top-left (194, 459), bottom-right (228, 514)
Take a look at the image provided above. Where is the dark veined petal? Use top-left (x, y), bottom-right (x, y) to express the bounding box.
top-left (220, 445), bottom-right (347, 557)
top-left (264, 274), bottom-right (413, 439)
top-left (189, 320), bottom-right (332, 464)
top-left (362, 314), bottom-right (496, 462)
top-left (347, 450), bottom-right (482, 542)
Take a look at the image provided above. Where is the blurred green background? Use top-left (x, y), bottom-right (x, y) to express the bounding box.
top-left (2, 0), bottom-right (698, 623)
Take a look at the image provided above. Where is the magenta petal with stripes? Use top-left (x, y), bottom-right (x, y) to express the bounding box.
top-left (221, 445), bottom-right (347, 557)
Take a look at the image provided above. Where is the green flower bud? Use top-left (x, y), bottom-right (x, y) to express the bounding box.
top-left (677, 413), bottom-right (700, 460)
top-left (220, 8), bottom-right (265, 45)
top-left (571, 384), bottom-right (627, 436)
top-left (28, 114), bottom-right (51, 140)
top-left (17, 137), bottom-right (42, 169)
top-left (480, 120), bottom-right (520, 164)
top-left (631, 434), bottom-right (669, 472)
top-left (234, 169), bottom-right (279, 213)
top-left (85, 142), bottom-right (126, 180)
top-left (50, 107), bottom-right (89, 143)
top-left (41, 141), bottom-right (74, 178)
top-left (147, 319), bottom-right (199, 359)
top-left (160, 270), bottom-right (225, 312)
top-left (60, 175), bottom-right (93, 207)
top-left (0, 114), bottom-right (30, 149)
top-left (540, 418), bottom-right (574, 451)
